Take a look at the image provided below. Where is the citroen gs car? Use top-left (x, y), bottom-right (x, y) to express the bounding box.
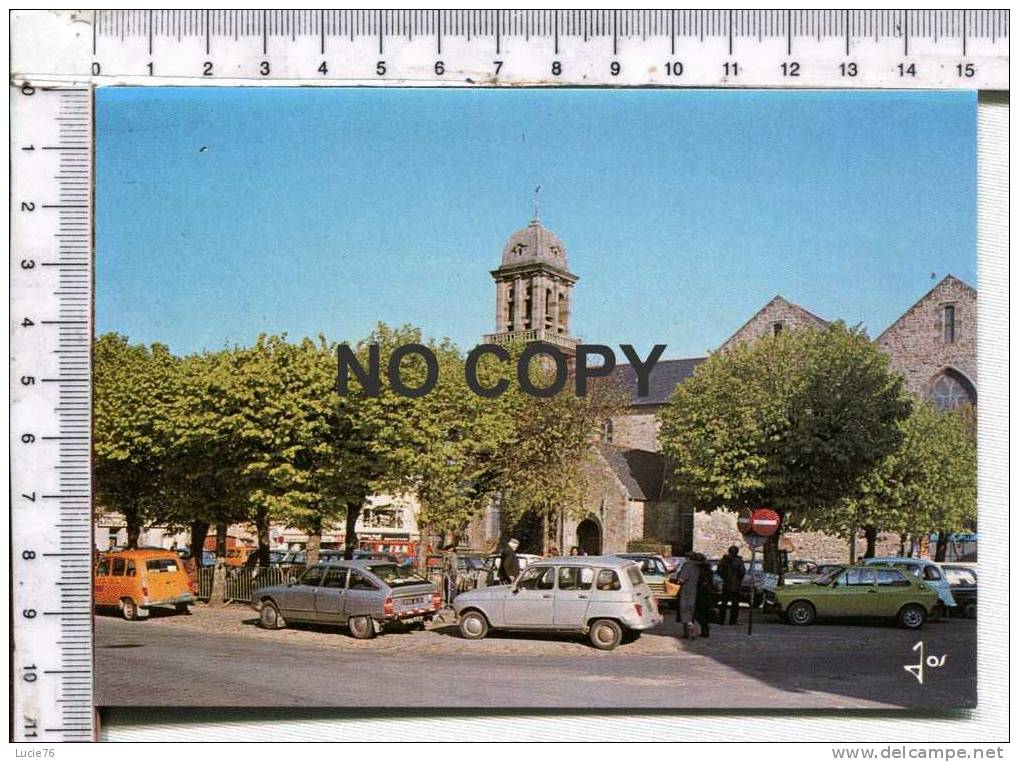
top-left (768, 565), bottom-right (939, 629)
top-left (252, 559), bottom-right (440, 639)
top-left (453, 555), bottom-right (663, 650)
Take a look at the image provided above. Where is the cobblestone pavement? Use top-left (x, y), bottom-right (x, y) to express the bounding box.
top-left (96, 604), bottom-right (976, 708)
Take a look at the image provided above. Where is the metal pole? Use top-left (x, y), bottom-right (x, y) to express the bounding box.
top-left (747, 545), bottom-right (755, 636)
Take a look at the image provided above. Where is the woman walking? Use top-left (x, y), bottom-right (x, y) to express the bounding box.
top-left (675, 555), bottom-right (701, 639)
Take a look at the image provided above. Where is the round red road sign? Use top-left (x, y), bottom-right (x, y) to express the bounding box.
top-left (736, 509), bottom-right (754, 535)
top-left (749, 508), bottom-right (781, 537)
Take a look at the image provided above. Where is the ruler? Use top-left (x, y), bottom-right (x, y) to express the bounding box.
top-left (10, 82), bottom-right (95, 742)
top-left (6, 8), bottom-right (1009, 744)
top-left (11, 9), bottom-right (1010, 88)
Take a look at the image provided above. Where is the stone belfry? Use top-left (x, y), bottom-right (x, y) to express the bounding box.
top-left (484, 195), bottom-right (579, 355)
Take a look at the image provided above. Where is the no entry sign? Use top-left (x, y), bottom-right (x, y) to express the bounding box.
top-left (750, 508), bottom-right (781, 537)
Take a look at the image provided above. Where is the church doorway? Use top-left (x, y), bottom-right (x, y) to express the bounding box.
top-left (576, 518), bottom-right (602, 556)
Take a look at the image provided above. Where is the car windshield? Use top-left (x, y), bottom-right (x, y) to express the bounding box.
top-left (367, 563), bottom-right (428, 587)
top-left (945, 567), bottom-right (977, 586)
top-left (621, 556), bottom-right (665, 575)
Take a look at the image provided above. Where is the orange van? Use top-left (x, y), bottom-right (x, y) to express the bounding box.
top-left (94, 548), bottom-right (196, 620)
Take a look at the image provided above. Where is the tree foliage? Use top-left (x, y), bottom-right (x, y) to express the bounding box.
top-left (659, 323), bottom-right (911, 519)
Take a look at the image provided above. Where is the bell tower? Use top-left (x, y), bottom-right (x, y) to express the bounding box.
top-left (483, 211), bottom-right (579, 355)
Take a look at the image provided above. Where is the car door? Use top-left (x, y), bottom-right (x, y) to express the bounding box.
top-left (504, 565), bottom-right (555, 627)
top-left (553, 566), bottom-right (593, 626)
top-left (94, 557), bottom-right (111, 607)
top-left (874, 569), bottom-right (914, 615)
top-left (314, 566), bottom-right (349, 624)
top-left (283, 565), bottom-right (326, 621)
top-left (345, 569), bottom-right (382, 618)
top-left (843, 568), bottom-right (880, 616)
top-left (813, 570), bottom-right (863, 617)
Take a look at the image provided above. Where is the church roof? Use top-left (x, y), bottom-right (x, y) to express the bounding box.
top-left (610, 357), bottom-right (706, 407)
top-left (499, 218), bottom-right (569, 270)
top-left (874, 274), bottom-right (976, 343)
top-left (595, 443), bottom-right (673, 501)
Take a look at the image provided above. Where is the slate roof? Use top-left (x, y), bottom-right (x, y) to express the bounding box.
top-left (595, 442), bottom-right (673, 501)
top-left (609, 357), bottom-right (706, 407)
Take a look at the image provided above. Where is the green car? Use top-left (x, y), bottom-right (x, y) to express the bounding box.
top-left (767, 565), bottom-right (939, 630)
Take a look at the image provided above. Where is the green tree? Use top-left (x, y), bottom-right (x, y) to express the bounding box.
top-left (658, 323), bottom-right (911, 570)
top-left (94, 333), bottom-right (180, 548)
top-left (824, 401), bottom-right (976, 559)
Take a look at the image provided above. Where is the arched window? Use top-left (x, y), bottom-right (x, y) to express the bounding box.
top-left (926, 369), bottom-right (976, 410)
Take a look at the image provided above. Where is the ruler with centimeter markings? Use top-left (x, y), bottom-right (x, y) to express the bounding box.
top-left (7, 8), bottom-right (1009, 743)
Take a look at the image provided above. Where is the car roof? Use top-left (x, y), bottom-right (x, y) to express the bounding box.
top-left (532, 555), bottom-right (639, 568)
top-left (615, 552), bottom-right (662, 559)
top-left (316, 558), bottom-right (398, 569)
top-left (865, 557), bottom-right (933, 565)
top-left (103, 548), bottom-right (178, 557)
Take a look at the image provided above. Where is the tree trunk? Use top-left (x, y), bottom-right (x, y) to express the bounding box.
top-left (208, 522), bottom-right (228, 607)
top-left (934, 530), bottom-right (949, 562)
top-left (862, 525), bottom-right (878, 559)
top-left (305, 515), bottom-right (323, 566)
top-left (190, 520), bottom-right (209, 563)
top-left (899, 532), bottom-right (909, 557)
top-left (254, 508), bottom-right (271, 567)
top-left (761, 510), bottom-right (785, 575)
top-left (343, 502), bottom-right (361, 560)
top-left (126, 523), bottom-right (141, 549)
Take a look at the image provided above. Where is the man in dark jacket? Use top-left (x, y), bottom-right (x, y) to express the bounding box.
top-left (717, 545), bottom-right (746, 625)
top-left (498, 538), bottom-right (521, 585)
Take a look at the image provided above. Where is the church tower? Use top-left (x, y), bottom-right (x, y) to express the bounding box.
top-left (483, 214), bottom-right (579, 355)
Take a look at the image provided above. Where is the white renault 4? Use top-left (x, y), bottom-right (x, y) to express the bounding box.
top-left (453, 555), bottom-right (663, 650)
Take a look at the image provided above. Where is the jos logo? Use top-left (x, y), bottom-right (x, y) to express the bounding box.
top-left (904, 641), bottom-right (947, 685)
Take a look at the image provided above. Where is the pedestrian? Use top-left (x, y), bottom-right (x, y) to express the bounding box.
top-left (568, 546), bottom-right (579, 556)
top-left (692, 553), bottom-right (713, 638)
top-left (675, 554), bottom-right (701, 639)
top-left (498, 538), bottom-right (521, 585)
top-left (717, 545), bottom-right (746, 625)
top-left (442, 543), bottom-right (460, 606)
top-left (547, 546), bottom-right (559, 557)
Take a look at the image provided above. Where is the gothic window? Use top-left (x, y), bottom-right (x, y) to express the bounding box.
top-left (942, 305), bottom-right (957, 343)
top-left (926, 370), bottom-right (976, 410)
top-left (549, 245), bottom-right (562, 259)
top-left (510, 243), bottom-right (527, 257)
top-left (772, 322), bottom-right (784, 336)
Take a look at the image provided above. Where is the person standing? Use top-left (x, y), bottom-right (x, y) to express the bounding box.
top-left (675, 556), bottom-right (701, 639)
top-left (498, 538), bottom-right (521, 585)
top-left (692, 553), bottom-right (714, 638)
top-left (717, 545), bottom-right (746, 625)
top-left (442, 543), bottom-right (460, 606)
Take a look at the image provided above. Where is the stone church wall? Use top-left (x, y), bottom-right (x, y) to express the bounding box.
top-left (609, 409), bottom-right (662, 451)
top-left (693, 509), bottom-right (900, 563)
top-left (720, 297), bottom-right (828, 351)
top-left (641, 502), bottom-right (693, 556)
top-left (876, 276), bottom-right (977, 396)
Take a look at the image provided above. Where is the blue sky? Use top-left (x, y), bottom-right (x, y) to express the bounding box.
top-left (96, 87), bottom-right (975, 359)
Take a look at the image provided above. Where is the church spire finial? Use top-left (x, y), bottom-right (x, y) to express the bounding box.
top-left (532, 185), bottom-right (541, 222)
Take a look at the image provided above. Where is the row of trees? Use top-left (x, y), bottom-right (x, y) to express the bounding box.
top-left (95, 325), bottom-right (621, 599)
top-left (659, 322), bottom-right (977, 569)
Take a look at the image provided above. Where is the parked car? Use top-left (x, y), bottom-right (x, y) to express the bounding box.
top-left (453, 555), bottom-right (663, 650)
top-left (662, 556), bottom-right (684, 573)
top-left (269, 550), bottom-right (307, 566)
top-left (767, 565), bottom-right (939, 629)
top-left (477, 552), bottom-right (543, 586)
top-left (614, 553), bottom-right (671, 606)
top-left (318, 549), bottom-right (405, 564)
top-left (252, 559), bottom-right (441, 639)
top-left (781, 559), bottom-right (825, 586)
top-left (95, 548), bottom-right (196, 620)
top-left (706, 557), bottom-right (767, 606)
top-left (862, 557), bottom-right (956, 619)
top-left (941, 564), bottom-right (977, 619)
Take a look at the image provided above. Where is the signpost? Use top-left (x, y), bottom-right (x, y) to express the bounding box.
top-left (738, 508), bottom-right (781, 635)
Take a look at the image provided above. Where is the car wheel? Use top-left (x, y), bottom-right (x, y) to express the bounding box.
top-left (175, 603), bottom-right (191, 615)
top-left (458, 610), bottom-right (489, 640)
top-left (786, 601), bottom-right (816, 626)
top-left (898, 604), bottom-right (926, 630)
top-left (588, 619), bottom-right (623, 650)
top-left (348, 615), bottom-right (376, 640)
top-left (259, 600), bottom-right (286, 630)
top-left (121, 598), bottom-right (139, 621)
